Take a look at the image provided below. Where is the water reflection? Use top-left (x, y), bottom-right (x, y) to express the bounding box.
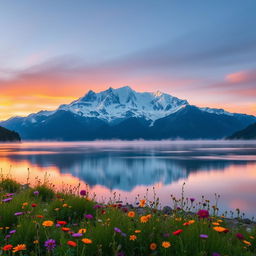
top-left (0, 141), bottom-right (256, 217)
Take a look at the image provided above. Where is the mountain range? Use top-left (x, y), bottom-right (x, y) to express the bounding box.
top-left (1, 86), bottom-right (255, 140)
top-left (228, 122), bottom-right (256, 140)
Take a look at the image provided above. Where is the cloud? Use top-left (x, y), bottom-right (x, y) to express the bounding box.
top-left (225, 69), bottom-right (256, 84)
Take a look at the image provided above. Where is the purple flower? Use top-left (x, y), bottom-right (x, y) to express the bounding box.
top-left (5, 193), bottom-right (15, 197)
top-left (80, 190), bottom-right (87, 196)
top-left (236, 233), bottom-right (244, 240)
top-left (117, 252), bottom-right (125, 256)
top-left (200, 234), bottom-right (208, 239)
top-left (190, 198), bottom-right (195, 202)
top-left (2, 198), bottom-right (13, 203)
top-left (212, 253), bottom-right (221, 256)
top-left (121, 232), bottom-right (127, 237)
top-left (9, 230), bottom-right (16, 234)
top-left (84, 214), bottom-right (93, 219)
top-left (114, 227), bottom-right (121, 233)
top-left (5, 235), bottom-right (11, 239)
top-left (44, 239), bottom-right (56, 251)
top-left (72, 233), bottom-right (83, 238)
top-left (34, 191), bottom-right (39, 196)
top-left (55, 224), bottom-right (61, 228)
top-left (14, 212), bottom-right (23, 216)
top-left (163, 233), bottom-right (170, 237)
top-left (93, 204), bottom-right (103, 209)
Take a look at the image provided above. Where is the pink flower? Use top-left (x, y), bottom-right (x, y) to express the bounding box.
top-left (197, 209), bottom-right (209, 219)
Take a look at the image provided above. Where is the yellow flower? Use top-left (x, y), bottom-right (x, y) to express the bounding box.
top-left (162, 241), bottom-right (171, 248)
top-left (81, 238), bottom-right (92, 244)
top-left (42, 220), bottom-right (54, 227)
top-left (78, 228), bottom-right (87, 233)
top-left (139, 199), bottom-right (146, 207)
top-left (129, 235), bottom-right (137, 241)
top-left (135, 230), bottom-right (141, 233)
top-left (217, 219), bottom-right (223, 223)
top-left (33, 240), bottom-right (39, 244)
top-left (212, 222), bottom-right (220, 226)
top-left (175, 217), bottom-right (182, 221)
top-left (13, 244), bottom-right (26, 252)
top-left (213, 226), bottom-right (226, 232)
top-left (128, 211), bottom-right (135, 218)
top-left (243, 240), bottom-right (251, 246)
top-left (150, 242), bottom-right (157, 250)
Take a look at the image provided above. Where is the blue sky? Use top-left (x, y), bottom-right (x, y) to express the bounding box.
top-left (0, 0), bottom-right (256, 119)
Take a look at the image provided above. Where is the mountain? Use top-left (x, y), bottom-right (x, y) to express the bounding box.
top-left (0, 126), bottom-right (21, 142)
top-left (227, 122), bottom-right (256, 140)
top-left (0, 86), bottom-right (255, 140)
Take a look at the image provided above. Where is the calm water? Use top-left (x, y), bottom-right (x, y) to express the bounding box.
top-left (0, 140), bottom-right (256, 217)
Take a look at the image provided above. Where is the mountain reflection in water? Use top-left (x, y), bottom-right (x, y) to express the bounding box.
top-left (0, 140), bottom-right (256, 217)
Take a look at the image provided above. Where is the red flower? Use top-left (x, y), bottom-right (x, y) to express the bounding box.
top-left (67, 241), bottom-right (77, 247)
top-left (236, 233), bottom-right (244, 240)
top-left (173, 229), bottom-right (183, 235)
top-left (3, 244), bottom-right (13, 251)
top-left (57, 221), bottom-right (67, 225)
top-left (31, 203), bottom-right (37, 207)
top-left (197, 209), bottom-right (209, 219)
top-left (62, 227), bottom-right (70, 232)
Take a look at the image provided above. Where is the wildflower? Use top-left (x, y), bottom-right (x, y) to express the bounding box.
top-left (2, 198), bottom-right (13, 203)
top-left (243, 240), bottom-right (251, 246)
top-left (134, 230), bottom-right (141, 233)
top-left (44, 239), bottom-right (56, 251)
top-left (72, 233), bottom-right (83, 238)
top-left (14, 212), bottom-right (23, 216)
top-left (129, 235), bottom-right (137, 241)
top-left (3, 244), bottom-right (13, 251)
top-left (80, 190), bottom-right (87, 196)
top-left (33, 240), bottom-right (39, 244)
top-left (213, 227), bottom-right (227, 233)
top-left (140, 216), bottom-right (149, 223)
top-left (190, 198), bottom-right (195, 202)
top-left (236, 233), bottom-right (244, 240)
top-left (197, 209), bottom-right (209, 219)
top-left (200, 234), bottom-right (208, 239)
top-left (183, 220), bottom-right (195, 226)
top-left (84, 214), bottom-right (93, 219)
top-left (150, 243), bottom-right (157, 250)
top-left (114, 227), bottom-right (121, 233)
top-left (162, 241), bottom-right (171, 248)
top-left (163, 233), bottom-right (170, 237)
top-left (128, 211), bottom-right (135, 217)
top-left (81, 238), bottom-right (92, 244)
top-left (36, 215), bottom-right (44, 218)
top-left (62, 227), bottom-right (70, 232)
top-left (22, 202), bottom-right (28, 207)
top-left (57, 221), bottom-right (67, 225)
top-left (78, 228), bottom-right (87, 233)
top-left (212, 253), bottom-right (221, 256)
top-left (173, 229), bottom-right (183, 235)
top-left (67, 241), bottom-right (77, 247)
top-left (34, 191), bottom-right (39, 196)
top-left (93, 204), bottom-right (103, 209)
top-left (42, 221), bottom-right (54, 227)
top-left (9, 230), bottom-right (16, 234)
top-left (63, 204), bottom-right (68, 207)
top-left (212, 222), bottom-right (220, 226)
top-left (139, 199), bottom-right (146, 207)
top-left (31, 203), bottom-right (37, 207)
top-left (13, 244), bottom-right (26, 253)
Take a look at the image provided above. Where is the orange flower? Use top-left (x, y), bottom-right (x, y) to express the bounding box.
top-left (78, 228), bottom-right (87, 233)
top-left (140, 216), bottom-right (148, 223)
top-left (128, 211), bottom-right (135, 217)
top-left (139, 199), bottom-right (146, 207)
top-left (42, 221), bottom-right (54, 227)
top-left (82, 238), bottom-right (92, 244)
top-left (150, 243), bottom-right (157, 250)
top-left (212, 222), bottom-right (220, 226)
top-left (3, 244), bottom-right (13, 251)
top-left (67, 241), bottom-right (77, 247)
top-left (36, 215), bottom-right (44, 218)
top-left (162, 241), bottom-right (171, 248)
top-left (135, 230), bottom-right (141, 233)
top-left (213, 226), bottom-right (226, 233)
top-left (183, 220), bottom-right (195, 226)
top-left (13, 244), bottom-right (26, 253)
top-left (129, 235), bottom-right (137, 241)
top-left (243, 240), bottom-right (251, 246)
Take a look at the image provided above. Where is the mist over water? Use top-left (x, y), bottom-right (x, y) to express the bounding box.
top-left (0, 140), bottom-right (256, 217)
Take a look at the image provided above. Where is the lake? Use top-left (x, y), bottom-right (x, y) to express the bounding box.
top-left (0, 140), bottom-right (256, 218)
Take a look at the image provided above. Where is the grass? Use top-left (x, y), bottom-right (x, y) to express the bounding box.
top-left (0, 178), bottom-right (255, 256)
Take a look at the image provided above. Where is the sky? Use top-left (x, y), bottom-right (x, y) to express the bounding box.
top-left (0, 0), bottom-right (256, 120)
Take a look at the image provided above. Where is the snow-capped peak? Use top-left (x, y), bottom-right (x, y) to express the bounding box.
top-left (58, 86), bottom-right (189, 122)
